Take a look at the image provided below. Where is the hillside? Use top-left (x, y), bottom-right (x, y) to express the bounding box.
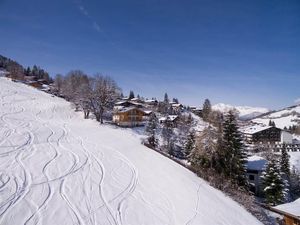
top-left (0, 77), bottom-right (262, 224)
top-left (213, 103), bottom-right (269, 120)
top-left (252, 104), bottom-right (300, 129)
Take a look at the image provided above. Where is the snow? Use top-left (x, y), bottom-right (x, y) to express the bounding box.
top-left (289, 152), bottom-right (300, 171)
top-left (213, 103), bottom-right (269, 120)
top-left (253, 115), bottom-right (299, 130)
top-left (0, 77), bottom-right (262, 225)
top-left (0, 69), bottom-right (9, 77)
top-left (240, 125), bottom-right (273, 135)
top-left (275, 198), bottom-right (300, 216)
top-left (159, 115), bottom-right (178, 122)
top-left (252, 105), bottom-right (300, 129)
top-left (246, 156), bottom-right (267, 171)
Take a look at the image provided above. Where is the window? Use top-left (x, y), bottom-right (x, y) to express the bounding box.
top-left (249, 175), bottom-right (255, 181)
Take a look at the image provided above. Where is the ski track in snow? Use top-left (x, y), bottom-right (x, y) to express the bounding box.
top-left (0, 83), bottom-right (144, 225)
top-left (0, 78), bottom-right (262, 225)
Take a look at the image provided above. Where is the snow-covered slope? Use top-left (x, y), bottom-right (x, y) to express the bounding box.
top-left (0, 78), bottom-right (262, 225)
top-left (213, 103), bottom-right (269, 120)
top-left (252, 105), bottom-right (300, 129)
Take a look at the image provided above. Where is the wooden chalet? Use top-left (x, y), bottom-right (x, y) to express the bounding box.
top-left (262, 199), bottom-right (300, 225)
top-left (114, 100), bottom-right (143, 108)
top-left (113, 107), bottom-right (146, 127)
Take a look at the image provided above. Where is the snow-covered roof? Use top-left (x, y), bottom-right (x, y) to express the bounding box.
top-left (143, 110), bottom-right (152, 115)
top-left (116, 106), bottom-right (144, 113)
top-left (145, 99), bottom-right (157, 103)
top-left (115, 100), bottom-right (127, 105)
top-left (246, 156), bottom-right (267, 171)
top-left (275, 198), bottom-right (300, 217)
top-left (240, 125), bottom-right (274, 135)
top-left (114, 106), bottom-right (125, 110)
top-left (159, 115), bottom-right (178, 122)
top-left (172, 103), bottom-right (183, 107)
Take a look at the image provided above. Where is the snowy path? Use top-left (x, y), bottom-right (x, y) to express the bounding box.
top-left (0, 78), bottom-right (262, 225)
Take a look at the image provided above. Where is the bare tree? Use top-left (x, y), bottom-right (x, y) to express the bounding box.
top-left (89, 74), bottom-right (121, 123)
top-left (53, 74), bottom-right (64, 94)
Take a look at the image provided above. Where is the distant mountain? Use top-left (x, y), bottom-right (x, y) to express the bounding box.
top-left (212, 103), bottom-right (270, 120)
top-left (252, 104), bottom-right (300, 129)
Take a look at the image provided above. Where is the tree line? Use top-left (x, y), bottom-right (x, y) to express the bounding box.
top-left (0, 54), bottom-right (51, 83)
top-left (53, 71), bottom-right (121, 123)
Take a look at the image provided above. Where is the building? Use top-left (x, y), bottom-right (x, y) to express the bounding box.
top-left (159, 115), bottom-right (179, 127)
top-left (241, 125), bottom-right (282, 144)
top-left (112, 107), bottom-right (146, 127)
top-left (241, 125), bottom-right (293, 145)
top-left (114, 100), bottom-right (143, 108)
top-left (144, 99), bottom-right (158, 106)
top-left (281, 130), bottom-right (293, 144)
top-left (246, 156), bottom-right (267, 196)
top-left (264, 198), bottom-right (300, 225)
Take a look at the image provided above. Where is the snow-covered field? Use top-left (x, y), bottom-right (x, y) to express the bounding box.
top-left (0, 78), bottom-right (262, 225)
top-left (252, 105), bottom-right (300, 129)
top-left (213, 103), bottom-right (269, 120)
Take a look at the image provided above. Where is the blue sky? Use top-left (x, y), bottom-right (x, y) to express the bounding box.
top-left (0, 0), bottom-right (299, 109)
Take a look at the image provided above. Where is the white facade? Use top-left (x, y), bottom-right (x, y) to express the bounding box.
top-left (281, 131), bottom-right (293, 144)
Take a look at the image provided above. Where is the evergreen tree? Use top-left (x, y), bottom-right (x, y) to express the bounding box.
top-left (172, 98), bottom-right (179, 104)
top-left (145, 113), bottom-right (158, 148)
top-left (222, 111), bottom-right (247, 187)
top-left (261, 159), bottom-right (286, 205)
top-left (280, 144), bottom-right (290, 177)
top-left (162, 118), bottom-right (173, 152)
top-left (129, 90), bottom-right (135, 99)
top-left (202, 99), bottom-right (212, 121)
top-left (268, 120), bottom-right (272, 126)
top-left (164, 93), bottom-right (169, 104)
top-left (290, 167), bottom-right (300, 199)
top-left (25, 67), bottom-right (31, 76)
top-left (184, 131), bottom-right (196, 159)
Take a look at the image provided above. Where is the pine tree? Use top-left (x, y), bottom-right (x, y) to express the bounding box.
top-left (129, 90), bottom-right (135, 99)
top-left (222, 111), bottom-right (247, 187)
top-left (162, 118), bottom-right (173, 152)
top-left (280, 144), bottom-right (290, 177)
top-left (268, 120), bottom-right (272, 126)
top-left (172, 98), bottom-right (179, 104)
top-left (290, 166), bottom-right (300, 199)
top-left (25, 66), bottom-right (31, 76)
top-left (261, 159), bottom-right (286, 205)
top-left (184, 131), bottom-right (196, 159)
top-left (164, 93), bottom-right (169, 104)
top-left (145, 113), bottom-right (158, 148)
top-left (202, 99), bottom-right (212, 121)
